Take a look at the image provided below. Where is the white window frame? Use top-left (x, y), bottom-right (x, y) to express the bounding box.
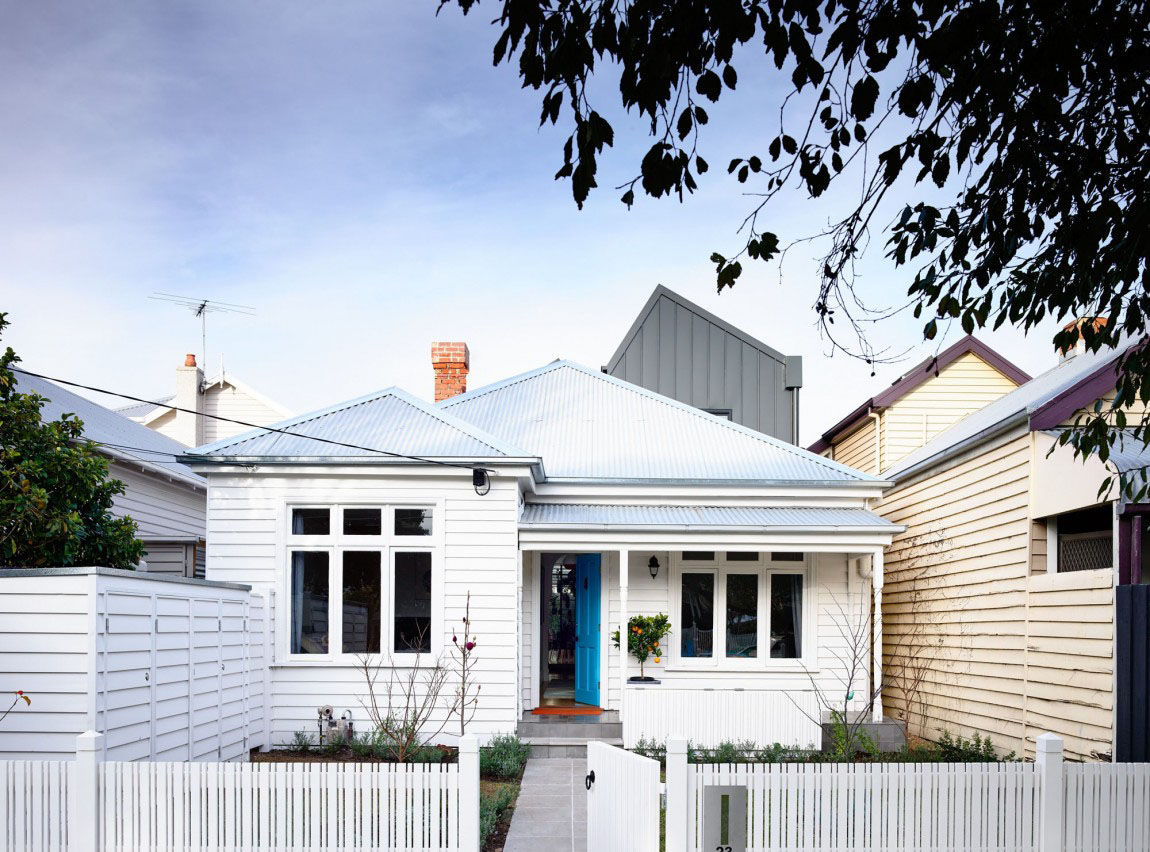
top-left (668, 551), bottom-right (816, 671)
top-left (282, 500), bottom-right (443, 664)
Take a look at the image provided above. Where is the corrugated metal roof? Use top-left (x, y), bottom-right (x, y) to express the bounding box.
top-left (440, 361), bottom-right (880, 483)
top-left (192, 386), bottom-right (532, 459)
top-left (520, 503), bottom-right (899, 529)
top-left (115, 396), bottom-right (172, 419)
top-left (887, 345), bottom-right (1129, 479)
top-left (1095, 431), bottom-right (1150, 474)
top-left (14, 372), bottom-right (203, 486)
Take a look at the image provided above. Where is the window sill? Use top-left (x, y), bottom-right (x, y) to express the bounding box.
top-left (658, 662), bottom-right (819, 675)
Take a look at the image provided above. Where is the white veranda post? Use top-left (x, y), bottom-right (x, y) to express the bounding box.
top-left (619, 550), bottom-right (629, 719)
top-left (872, 548), bottom-right (884, 723)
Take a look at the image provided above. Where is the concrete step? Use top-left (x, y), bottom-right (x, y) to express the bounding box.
top-left (517, 719), bottom-right (623, 739)
top-left (522, 736), bottom-right (624, 759)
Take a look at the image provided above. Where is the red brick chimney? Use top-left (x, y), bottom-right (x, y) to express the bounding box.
top-left (1058, 317), bottom-right (1108, 359)
top-left (432, 342), bottom-right (469, 402)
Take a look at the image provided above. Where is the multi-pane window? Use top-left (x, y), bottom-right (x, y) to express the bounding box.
top-left (287, 506), bottom-right (436, 658)
top-left (676, 552), bottom-right (807, 664)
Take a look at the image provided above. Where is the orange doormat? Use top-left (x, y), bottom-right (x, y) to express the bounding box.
top-left (531, 706), bottom-right (602, 716)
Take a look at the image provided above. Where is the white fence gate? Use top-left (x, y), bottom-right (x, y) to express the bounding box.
top-left (586, 740), bottom-right (661, 852)
top-left (0, 732), bottom-right (480, 852)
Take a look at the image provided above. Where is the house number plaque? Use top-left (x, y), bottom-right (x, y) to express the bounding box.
top-left (702, 785), bottom-right (747, 852)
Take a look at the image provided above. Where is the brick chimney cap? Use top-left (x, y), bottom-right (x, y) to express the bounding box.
top-left (184, 354), bottom-right (198, 367)
top-left (431, 341), bottom-right (470, 367)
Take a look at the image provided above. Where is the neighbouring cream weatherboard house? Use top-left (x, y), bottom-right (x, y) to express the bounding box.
top-left (186, 347), bottom-right (902, 751)
top-left (814, 332), bottom-right (1149, 762)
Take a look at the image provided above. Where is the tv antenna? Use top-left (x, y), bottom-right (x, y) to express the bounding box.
top-left (150, 293), bottom-right (256, 372)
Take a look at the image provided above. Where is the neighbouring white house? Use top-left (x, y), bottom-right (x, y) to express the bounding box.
top-left (118, 354), bottom-right (291, 447)
top-left (186, 343), bottom-right (902, 750)
top-left (14, 371), bottom-right (207, 577)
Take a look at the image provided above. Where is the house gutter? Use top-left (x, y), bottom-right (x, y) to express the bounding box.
top-left (884, 409), bottom-right (1030, 485)
top-left (518, 522), bottom-right (906, 533)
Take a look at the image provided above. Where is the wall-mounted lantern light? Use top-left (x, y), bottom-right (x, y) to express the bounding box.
top-left (648, 556), bottom-right (660, 579)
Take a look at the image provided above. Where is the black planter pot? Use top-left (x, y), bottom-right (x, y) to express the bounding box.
top-left (627, 676), bottom-right (661, 684)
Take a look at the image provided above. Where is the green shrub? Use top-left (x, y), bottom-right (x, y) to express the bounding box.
top-left (479, 784), bottom-right (516, 845)
top-left (348, 732), bottom-right (376, 759)
top-left (938, 731), bottom-right (1015, 762)
top-left (632, 736), bottom-right (666, 764)
top-left (409, 745), bottom-right (446, 763)
top-left (481, 734), bottom-right (531, 779)
top-left (285, 731), bottom-right (313, 752)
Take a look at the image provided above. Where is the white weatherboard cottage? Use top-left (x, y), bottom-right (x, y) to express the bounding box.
top-left (187, 360), bottom-right (900, 749)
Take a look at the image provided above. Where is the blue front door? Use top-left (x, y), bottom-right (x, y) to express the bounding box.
top-left (574, 554), bottom-right (601, 706)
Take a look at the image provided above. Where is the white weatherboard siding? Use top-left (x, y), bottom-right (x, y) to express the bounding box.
top-left (202, 381), bottom-right (290, 444)
top-left (204, 469), bottom-right (521, 744)
top-left (0, 569), bottom-right (266, 762)
top-left (0, 573), bottom-right (89, 759)
top-left (108, 461), bottom-right (205, 540)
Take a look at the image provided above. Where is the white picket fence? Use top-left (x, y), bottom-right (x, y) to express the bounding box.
top-left (658, 734), bottom-right (1150, 852)
top-left (0, 732), bottom-right (480, 852)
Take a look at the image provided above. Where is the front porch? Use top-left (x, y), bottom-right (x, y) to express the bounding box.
top-left (516, 504), bottom-right (897, 750)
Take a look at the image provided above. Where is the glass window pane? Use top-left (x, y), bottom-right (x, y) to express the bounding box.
top-left (726, 574), bottom-right (758, 658)
top-left (343, 508), bottom-right (382, 536)
top-left (395, 508), bottom-right (433, 536)
top-left (682, 551), bottom-right (715, 561)
top-left (394, 552), bottom-right (432, 653)
top-left (342, 552), bottom-right (381, 654)
top-left (770, 552), bottom-right (804, 562)
top-left (680, 573), bottom-right (714, 658)
top-left (292, 508), bottom-right (330, 536)
top-left (770, 574), bottom-right (803, 659)
top-left (727, 552), bottom-right (759, 562)
top-left (290, 552), bottom-right (329, 654)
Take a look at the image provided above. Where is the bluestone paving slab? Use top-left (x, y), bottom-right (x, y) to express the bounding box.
top-left (505, 759), bottom-right (586, 852)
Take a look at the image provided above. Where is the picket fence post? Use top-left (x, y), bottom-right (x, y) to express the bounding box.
top-left (665, 737), bottom-right (689, 852)
top-left (71, 731), bottom-right (103, 852)
top-left (1036, 732), bottom-right (1064, 852)
top-left (459, 735), bottom-right (480, 852)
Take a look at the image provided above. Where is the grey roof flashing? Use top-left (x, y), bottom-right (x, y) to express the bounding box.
top-left (0, 566), bottom-right (251, 591)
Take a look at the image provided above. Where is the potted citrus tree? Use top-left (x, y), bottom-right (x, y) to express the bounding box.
top-left (612, 614), bottom-right (672, 683)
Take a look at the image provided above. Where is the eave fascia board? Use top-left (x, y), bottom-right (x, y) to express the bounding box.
top-left (1027, 358), bottom-right (1120, 431)
top-left (536, 476), bottom-right (894, 489)
top-left (518, 522), bottom-right (905, 534)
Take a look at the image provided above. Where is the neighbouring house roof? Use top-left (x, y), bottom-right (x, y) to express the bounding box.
top-left (440, 360), bottom-right (881, 484)
top-left (188, 386), bottom-right (533, 460)
top-left (606, 284), bottom-right (797, 377)
top-left (519, 503), bottom-right (901, 531)
top-left (807, 335), bottom-right (1031, 453)
top-left (1096, 431), bottom-right (1150, 475)
top-left (14, 371), bottom-right (204, 487)
top-left (886, 343), bottom-right (1134, 481)
top-left (115, 371), bottom-right (291, 425)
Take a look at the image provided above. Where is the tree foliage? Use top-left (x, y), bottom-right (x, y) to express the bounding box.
top-left (0, 314), bottom-right (144, 569)
top-left (443, 0), bottom-right (1150, 485)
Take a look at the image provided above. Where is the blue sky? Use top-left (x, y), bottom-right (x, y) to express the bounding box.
top-left (0, 1), bottom-right (1065, 445)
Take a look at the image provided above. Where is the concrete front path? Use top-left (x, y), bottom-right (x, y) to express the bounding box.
top-left (503, 758), bottom-right (587, 852)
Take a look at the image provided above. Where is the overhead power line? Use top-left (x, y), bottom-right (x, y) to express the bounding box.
top-left (11, 367), bottom-right (498, 476)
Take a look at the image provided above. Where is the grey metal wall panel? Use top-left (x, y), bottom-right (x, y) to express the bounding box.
top-left (608, 288), bottom-right (800, 442)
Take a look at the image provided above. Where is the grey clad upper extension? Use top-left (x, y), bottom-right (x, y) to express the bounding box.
top-left (606, 285), bottom-right (803, 443)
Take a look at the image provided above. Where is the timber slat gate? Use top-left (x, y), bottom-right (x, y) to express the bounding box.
top-left (1116, 583), bottom-right (1150, 762)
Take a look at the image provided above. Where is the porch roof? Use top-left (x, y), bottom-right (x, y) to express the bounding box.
top-left (518, 503), bottom-right (900, 532)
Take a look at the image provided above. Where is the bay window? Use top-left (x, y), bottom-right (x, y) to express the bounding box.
top-left (287, 505), bottom-right (438, 659)
top-left (674, 552), bottom-right (808, 665)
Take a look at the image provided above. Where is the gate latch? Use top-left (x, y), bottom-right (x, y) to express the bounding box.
top-left (585, 770), bottom-right (595, 790)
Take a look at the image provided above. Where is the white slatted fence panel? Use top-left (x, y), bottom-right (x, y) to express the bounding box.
top-left (587, 740), bottom-right (662, 852)
top-left (689, 761), bottom-right (1040, 852)
top-left (1064, 763), bottom-right (1150, 852)
top-left (97, 759), bottom-right (461, 851)
top-left (0, 760), bottom-right (69, 852)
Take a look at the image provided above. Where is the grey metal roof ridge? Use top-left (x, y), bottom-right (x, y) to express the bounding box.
top-left (441, 360), bottom-right (884, 484)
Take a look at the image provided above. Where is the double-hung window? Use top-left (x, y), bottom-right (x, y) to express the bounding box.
top-left (674, 552), bottom-right (809, 666)
top-left (287, 504), bottom-right (437, 659)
